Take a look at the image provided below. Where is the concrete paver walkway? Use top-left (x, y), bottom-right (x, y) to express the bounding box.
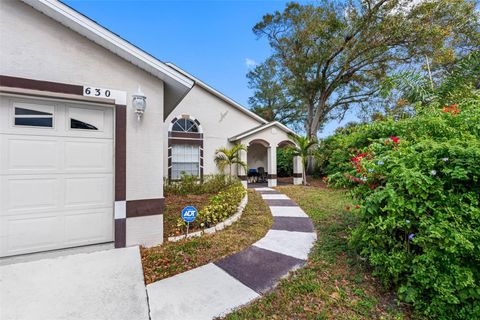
top-left (147, 188), bottom-right (317, 320)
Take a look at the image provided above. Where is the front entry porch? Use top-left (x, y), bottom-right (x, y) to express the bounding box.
top-left (247, 177), bottom-right (294, 189)
top-left (229, 122), bottom-right (303, 188)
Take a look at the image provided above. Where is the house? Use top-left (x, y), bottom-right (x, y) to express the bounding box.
top-left (0, 0), bottom-right (302, 258)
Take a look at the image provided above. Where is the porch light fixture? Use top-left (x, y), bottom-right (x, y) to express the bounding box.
top-left (132, 86), bottom-right (146, 120)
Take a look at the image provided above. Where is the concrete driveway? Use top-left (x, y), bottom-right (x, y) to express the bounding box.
top-left (0, 246), bottom-right (149, 320)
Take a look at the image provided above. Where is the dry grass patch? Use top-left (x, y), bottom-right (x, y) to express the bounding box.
top-left (141, 190), bottom-right (272, 284)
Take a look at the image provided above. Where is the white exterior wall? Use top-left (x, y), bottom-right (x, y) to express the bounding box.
top-left (164, 85), bottom-right (263, 176)
top-left (0, 1), bottom-right (164, 202)
top-left (247, 144), bottom-right (267, 170)
top-left (241, 126), bottom-right (292, 148)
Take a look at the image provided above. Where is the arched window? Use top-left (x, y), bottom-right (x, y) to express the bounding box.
top-left (168, 115), bottom-right (203, 180)
top-left (172, 118), bottom-right (198, 133)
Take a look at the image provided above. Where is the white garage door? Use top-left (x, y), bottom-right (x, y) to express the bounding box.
top-left (0, 96), bottom-right (114, 257)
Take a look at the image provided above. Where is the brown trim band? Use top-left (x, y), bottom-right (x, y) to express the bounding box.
top-left (267, 174), bottom-right (277, 179)
top-left (0, 75), bottom-right (83, 95)
top-left (170, 131), bottom-right (202, 139)
top-left (293, 173), bottom-right (303, 178)
top-left (114, 219), bottom-right (126, 248)
top-left (126, 198), bottom-right (165, 218)
top-left (238, 175), bottom-right (248, 181)
top-left (169, 138), bottom-right (203, 146)
top-left (115, 105), bottom-right (127, 201)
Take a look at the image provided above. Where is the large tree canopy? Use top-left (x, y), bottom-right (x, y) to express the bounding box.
top-left (250, 0), bottom-right (480, 138)
top-left (247, 58), bottom-right (303, 125)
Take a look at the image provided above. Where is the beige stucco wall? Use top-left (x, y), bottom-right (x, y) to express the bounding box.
top-left (164, 85), bottom-right (264, 176)
top-left (0, 1), bottom-right (164, 201)
top-left (247, 144), bottom-right (267, 170)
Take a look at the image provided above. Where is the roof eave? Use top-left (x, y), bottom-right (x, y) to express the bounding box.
top-left (23, 0), bottom-right (195, 114)
top-left (165, 63), bottom-right (268, 125)
top-left (229, 121), bottom-right (295, 142)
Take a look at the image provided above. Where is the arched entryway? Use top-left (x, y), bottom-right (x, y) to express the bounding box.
top-left (242, 139), bottom-right (303, 188)
top-left (246, 139), bottom-right (269, 187)
top-left (276, 140), bottom-right (303, 186)
top-left (231, 122), bottom-right (303, 188)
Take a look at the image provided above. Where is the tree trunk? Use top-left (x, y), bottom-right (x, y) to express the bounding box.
top-left (302, 158), bottom-right (308, 186)
top-left (305, 100), bottom-right (325, 175)
top-left (303, 166), bottom-right (307, 185)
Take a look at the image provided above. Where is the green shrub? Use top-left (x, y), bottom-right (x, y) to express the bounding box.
top-left (176, 181), bottom-right (246, 229)
top-left (164, 174), bottom-right (236, 196)
top-left (277, 147), bottom-right (294, 177)
top-left (317, 96), bottom-right (480, 178)
top-left (199, 182), bottom-right (246, 227)
top-left (327, 100), bottom-right (480, 319)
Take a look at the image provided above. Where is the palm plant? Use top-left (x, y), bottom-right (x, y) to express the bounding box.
top-left (214, 143), bottom-right (247, 178)
top-left (287, 134), bottom-right (317, 185)
top-left (381, 51), bottom-right (480, 107)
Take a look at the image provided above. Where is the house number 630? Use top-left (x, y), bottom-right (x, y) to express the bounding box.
top-left (84, 87), bottom-right (111, 98)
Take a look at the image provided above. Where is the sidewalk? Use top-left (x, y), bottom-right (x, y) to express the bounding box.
top-left (147, 187), bottom-right (317, 320)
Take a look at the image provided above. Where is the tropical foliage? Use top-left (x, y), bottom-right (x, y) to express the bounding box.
top-left (276, 147), bottom-right (294, 177)
top-left (214, 144), bottom-right (247, 177)
top-left (318, 55), bottom-right (480, 318)
top-left (287, 134), bottom-right (317, 185)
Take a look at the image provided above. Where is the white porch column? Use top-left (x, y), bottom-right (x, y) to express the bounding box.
top-left (267, 145), bottom-right (277, 187)
top-left (293, 155), bottom-right (303, 185)
top-left (238, 148), bottom-right (248, 188)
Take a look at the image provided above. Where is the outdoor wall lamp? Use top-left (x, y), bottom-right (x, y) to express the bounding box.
top-left (132, 86), bottom-right (147, 120)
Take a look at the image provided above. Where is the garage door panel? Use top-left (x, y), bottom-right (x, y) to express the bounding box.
top-left (64, 140), bottom-right (112, 172)
top-left (64, 209), bottom-right (113, 244)
top-left (4, 177), bottom-right (58, 212)
top-left (65, 104), bottom-right (113, 139)
top-left (2, 213), bottom-right (62, 254)
top-left (5, 136), bottom-right (59, 172)
top-left (1, 97), bottom-right (114, 257)
top-left (64, 175), bottom-right (113, 208)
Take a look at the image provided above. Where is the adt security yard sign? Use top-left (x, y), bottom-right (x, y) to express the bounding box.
top-left (181, 206), bottom-right (197, 223)
top-left (181, 206), bottom-right (198, 236)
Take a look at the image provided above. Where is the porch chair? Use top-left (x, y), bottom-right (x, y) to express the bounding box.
top-left (257, 167), bottom-right (267, 183)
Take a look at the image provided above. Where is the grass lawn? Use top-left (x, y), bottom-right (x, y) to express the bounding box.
top-left (141, 190), bottom-right (273, 284)
top-left (223, 185), bottom-right (410, 320)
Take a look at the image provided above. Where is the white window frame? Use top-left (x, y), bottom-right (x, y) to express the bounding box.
top-left (171, 144), bottom-right (200, 180)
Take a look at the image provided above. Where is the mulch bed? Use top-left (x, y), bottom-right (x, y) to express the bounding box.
top-left (141, 190), bottom-right (273, 284)
top-left (163, 193), bottom-right (211, 240)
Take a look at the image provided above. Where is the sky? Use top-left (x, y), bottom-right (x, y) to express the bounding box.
top-left (63, 0), bottom-right (356, 137)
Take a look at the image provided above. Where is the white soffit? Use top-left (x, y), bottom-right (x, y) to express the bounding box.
top-left (22, 0), bottom-right (194, 114)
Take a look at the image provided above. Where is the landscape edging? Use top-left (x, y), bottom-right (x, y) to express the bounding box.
top-left (167, 193), bottom-right (249, 242)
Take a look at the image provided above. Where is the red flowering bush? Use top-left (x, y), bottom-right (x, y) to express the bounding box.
top-left (324, 98), bottom-right (480, 319)
top-left (442, 103), bottom-right (460, 115)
